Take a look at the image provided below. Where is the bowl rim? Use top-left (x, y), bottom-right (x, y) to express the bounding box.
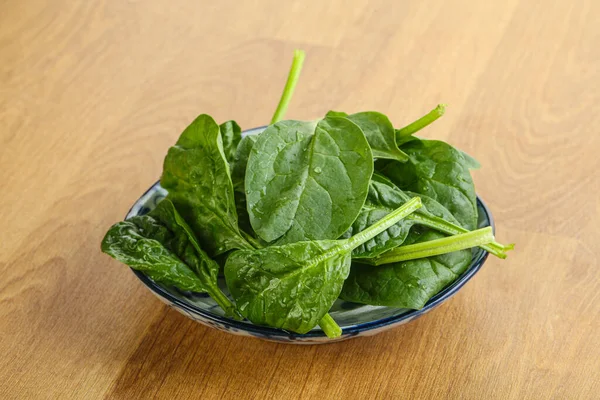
top-left (128, 179), bottom-right (492, 339)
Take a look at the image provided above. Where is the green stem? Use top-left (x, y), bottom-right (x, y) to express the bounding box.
top-left (208, 285), bottom-right (243, 320)
top-left (344, 197), bottom-right (422, 252)
top-left (396, 104), bottom-right (446, 137)
top-left (270, 49), bottom-right (306, 124)
top-left (319, 313), bottom-right (342, 338)
top-left (407, 213), bottom-right (511, 259)
top-left (240, 229), bottom-right (264, 249)
top-left (367, 227), bottom-right (494, 266)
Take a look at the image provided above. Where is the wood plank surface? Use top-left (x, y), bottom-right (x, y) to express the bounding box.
top-left (0, 0), bottom-right (598, 398)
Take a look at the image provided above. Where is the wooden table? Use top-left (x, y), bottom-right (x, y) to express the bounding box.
top-left (1, 1), bottom-right (598, 398)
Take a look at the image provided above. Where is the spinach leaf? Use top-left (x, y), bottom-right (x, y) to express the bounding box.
top-left (345, 174), bottom-right (510, 259)
top-left (342, 173), bottom-right (461, 259)
top-left (458, 150), bottom-right (481, 170)
top-left (101, 199), bottom-right (239, 317)
top-left (226, 240), bottom-right (349, 334)
top-left (220, 120), bottom-right (242, 165)
top-left (326, 111), bottom-right (408, 162)
top-left (148, 199), bottom-right (219, 280)
top-left (383, 104), bottom-right (481, 228)
top-left (377, 139), bottom-right (478, 230)
top-left (324, 111), bottom-right (348, 118)
top-left (225, 198), bottom-right (422, 335)
top-left (245, 117), bottom-right (373, 243)
top-left (231, 135), bottom-right (258, 192)
top-left (340, 203), bottom-right (412, 258)
top-left (161, 114), bottom-right (253, 256)
top-left (340, 230), bottom-right (472, 309)
top-left (230, 134), bottom-right (260, 240)
top-left (102, 219), bottom-right (205, 292)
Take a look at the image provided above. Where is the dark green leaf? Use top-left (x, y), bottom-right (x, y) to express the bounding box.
top-left (101, 218), bottom-right (206, 292)
top-left (340, 230), bottom-right (472, 309)
top-left (377, 139), bottom-right (478, 230)
top-left (102, 199), bottom-right (239, 317)
top-left (220, 120), bottom-right (243, 165)
top-left (225, 240), bottom-right (351, 333)
top-left (246, 117), bottom-right (373, 243)
top-left (148, 199), bottom-right (219, 283)
top-left (225, 198), bottom-right (422, 333)
top-left (342, 173), bottom-right (460, 259)
top-left (458, 149), bottom-right (481, 170)
top-left (327, 111), bottom-right (409, 162)
top-left (231, 135), bottom-right (258, 192)
top-left (324, 110), bottom-right (349, 118)
top-left (161, 114), bottom-right (252, 256)
top-left (230, 134), bottom-right (259, 237)
top-left (346, 176), bottom-right (509, 260)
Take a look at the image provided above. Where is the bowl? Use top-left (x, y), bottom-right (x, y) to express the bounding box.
top-left (126, 127), bottom-right (493, 344)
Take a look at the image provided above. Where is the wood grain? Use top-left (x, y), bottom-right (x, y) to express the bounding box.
top-left (1, 0), bottom-right (598, 398)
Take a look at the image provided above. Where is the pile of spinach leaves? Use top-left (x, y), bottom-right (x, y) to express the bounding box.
top-left (101, 50), bottom-right (512, 339)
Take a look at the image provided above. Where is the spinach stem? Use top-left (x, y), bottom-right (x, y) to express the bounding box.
top-left (208, 284), bottom-right (243, 320)
top-left (367, 227), bottom-right (495, 266)
top-left (270, 49), bottom-right (306, 124)
top-left (407, 213), bottom-right (511, 258)
top-left (344, 197), bottom-right (422, 252)
top-left (396, 104), bottom-right (446, 137)
top-left (240, 229), bottom-right (264, 249)
top-left (319, 313), bottom-right (342, 338)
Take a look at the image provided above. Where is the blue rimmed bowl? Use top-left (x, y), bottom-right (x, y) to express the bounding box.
top-left (127, 127), bottom-right (492, 344)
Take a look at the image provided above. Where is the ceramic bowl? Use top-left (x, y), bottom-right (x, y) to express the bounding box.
top-left (127, 127), bottom-right (493, 344)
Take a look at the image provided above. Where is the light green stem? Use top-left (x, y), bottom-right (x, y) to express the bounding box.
top-left (207, 284), bottom-right (243, 320)
top-left (270, 49), bottom-right (306, 124)
top-left (344, 197), bottom-right (422, 252)
top-left (240, 229), bottom-right (264, 249)
top-left (367, 227), bottom-right (494, 266)
top-left (319, 314), bottom-right (342, 338)
top-left (396, 104), bottom-right (446, 138)
top-left (407, 213), bottom-right (511, 259)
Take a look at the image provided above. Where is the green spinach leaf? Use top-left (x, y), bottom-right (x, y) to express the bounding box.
top-left (220, 120), bottom-right (242, 165)
top-left (230, 134), bottom-right (260, 240)
top-left (101, 199), bottom-right (239, 317)
top-left (345, 173), bottom-right (509, 259)
top-left (102, 219), bottom-right (204, 292)
top-left (148, 199), bottom-right (219, 280)
top-left (231, 135), bottom-right (258, 192)
top-left (161, 114), bottom-right (253, 256)
top-left (340, 230), bottom-right (472, 309)
top-left (377, 139), bottom-right (478, 230)
top-left (245, 117), bottom-right (373, 243)
top-left (342, 173), bottom-right (461, 259)
top-left (458, 150), bottom-right (481, 170)
top-left (225, 198), bottom-right (422, 335)
top-left (326, 111), bottom-right (408, 162)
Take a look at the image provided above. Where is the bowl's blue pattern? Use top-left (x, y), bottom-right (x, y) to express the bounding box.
top-left (126, 127), bottom-right (492, 343)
